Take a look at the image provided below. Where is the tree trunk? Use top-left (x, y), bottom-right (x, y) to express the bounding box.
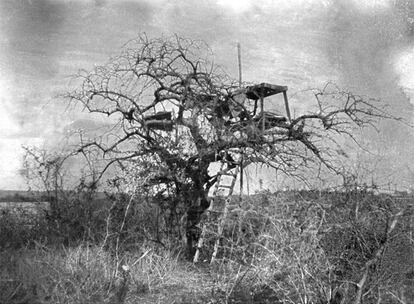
top-left (184, 192), bottom-right (210, 258)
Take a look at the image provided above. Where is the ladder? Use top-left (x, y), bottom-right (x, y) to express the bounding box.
top-left (193, 150), bottom-right (242, 264)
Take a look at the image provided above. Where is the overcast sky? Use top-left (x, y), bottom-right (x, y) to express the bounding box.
top-left (1, 0), bottom-right (414, 190)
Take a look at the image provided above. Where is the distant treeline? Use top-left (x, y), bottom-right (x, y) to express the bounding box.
top-left (0, 190), bottom-right (110, 202)
top-left (1, 188), bottom-right (412, 203)
top-left (0, 190), bottom-right (50, 202)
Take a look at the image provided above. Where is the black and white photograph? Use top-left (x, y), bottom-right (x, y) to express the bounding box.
top-left (0, 0), bottom-right (413, 303)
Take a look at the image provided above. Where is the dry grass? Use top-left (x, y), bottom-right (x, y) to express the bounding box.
top-left (0, 243), bottom-right (221, 304)
top-left (197, 191), bottom-right (414, 304)
top-left (1, 190), bottom-right (413, 304)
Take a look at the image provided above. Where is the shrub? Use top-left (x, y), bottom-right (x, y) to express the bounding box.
top-left (198, 191), bottom-right (414, 304)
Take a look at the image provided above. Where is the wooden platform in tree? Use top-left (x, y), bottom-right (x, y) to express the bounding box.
top-left (245, 83), bottom-right (288, 100)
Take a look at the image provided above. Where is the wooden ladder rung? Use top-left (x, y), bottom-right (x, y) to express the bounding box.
top-left (219, 172), bottom-right (238, 177)
top-left (218, 185), bottom-right (233, 189)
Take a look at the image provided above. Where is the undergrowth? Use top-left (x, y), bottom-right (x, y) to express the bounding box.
top-left (1, 190), bottom-right (413, 304)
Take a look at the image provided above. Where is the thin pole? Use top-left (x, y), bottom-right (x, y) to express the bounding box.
top-left (240, 153), bottom-right (243, 198)
top-left (261, 93), bottom-right (265, 132)
top-left (237, 42), bottom-right (243, 199)
top-left (237, 43), bottom-right (242, 86)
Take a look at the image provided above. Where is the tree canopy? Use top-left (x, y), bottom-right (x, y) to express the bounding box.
top-left (66, 34), bottom-right (393, 254)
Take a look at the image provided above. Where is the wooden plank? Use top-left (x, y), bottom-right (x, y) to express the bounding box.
top-left (283, 91), bottom-right (291, 122)
top-left (261, 92), bottom-right (265, 132)
top-left (245, 83), bottom-right (288, 100)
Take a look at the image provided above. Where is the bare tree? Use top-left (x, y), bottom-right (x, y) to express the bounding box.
top-left (66, 34), bottom-right (393, 255)
top-left (21, 146), bottom-right (67, 202)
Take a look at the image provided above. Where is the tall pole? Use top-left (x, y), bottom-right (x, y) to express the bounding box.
top-left (237, 42), bottom-right (243, 198)
top-left (237, 43), bottom-right (242, 87)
